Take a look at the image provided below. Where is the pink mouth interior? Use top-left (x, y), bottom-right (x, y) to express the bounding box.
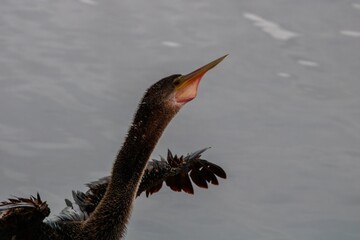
top-left (175, 75), bottom-right (203, 104)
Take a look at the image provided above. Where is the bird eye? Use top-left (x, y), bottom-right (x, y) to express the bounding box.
top-left (173, 77), bottom-right (181, 87)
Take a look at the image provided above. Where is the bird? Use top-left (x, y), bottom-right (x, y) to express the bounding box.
top-left (0, 55), bottom-right (227, 240)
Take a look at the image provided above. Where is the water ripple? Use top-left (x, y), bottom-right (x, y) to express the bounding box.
top-left (340, 30), bottom-right (360, 37)
top-left (244, 12), bottom-right (300, 41)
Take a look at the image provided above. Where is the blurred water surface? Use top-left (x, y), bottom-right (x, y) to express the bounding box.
top-left (1, 0), bottom-right (360, 239)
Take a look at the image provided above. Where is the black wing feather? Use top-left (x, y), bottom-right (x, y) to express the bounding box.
top-left (0, 149), bottom-right (226, 238)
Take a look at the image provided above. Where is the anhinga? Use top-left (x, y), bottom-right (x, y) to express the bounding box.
top-left (0, 55), bottom-right (227, 240)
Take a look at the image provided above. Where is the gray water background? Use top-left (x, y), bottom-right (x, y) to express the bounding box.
top-left (1, 0), bottom-right (360, 239)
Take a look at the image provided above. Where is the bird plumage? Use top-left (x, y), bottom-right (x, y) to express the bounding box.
top-left (0, 150), bottom-right (226, 240)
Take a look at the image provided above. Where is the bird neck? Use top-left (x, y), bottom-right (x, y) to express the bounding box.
top-left (111, 102), bottom-right (176, 191)
top-left (80, 100), bottom-right (178, 240)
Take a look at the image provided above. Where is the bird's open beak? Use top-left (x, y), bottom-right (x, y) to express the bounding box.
top-left (175, 55), bottom-right (227, 104)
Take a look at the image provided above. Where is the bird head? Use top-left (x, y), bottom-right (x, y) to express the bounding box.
top-left (143, 55), bottom-right (227, 111)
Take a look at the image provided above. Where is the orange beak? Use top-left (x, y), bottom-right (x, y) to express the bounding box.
top-left (174, 55), bottom-right (227, 104)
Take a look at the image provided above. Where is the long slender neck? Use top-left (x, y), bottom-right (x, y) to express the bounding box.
top-left (80, 99), bottom-right (178, 240)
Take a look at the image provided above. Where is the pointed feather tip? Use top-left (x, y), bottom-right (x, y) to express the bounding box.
top-left (65, 199), bottom-right (72, 207)
top-left (188, 147), bottom-right (211, 159)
